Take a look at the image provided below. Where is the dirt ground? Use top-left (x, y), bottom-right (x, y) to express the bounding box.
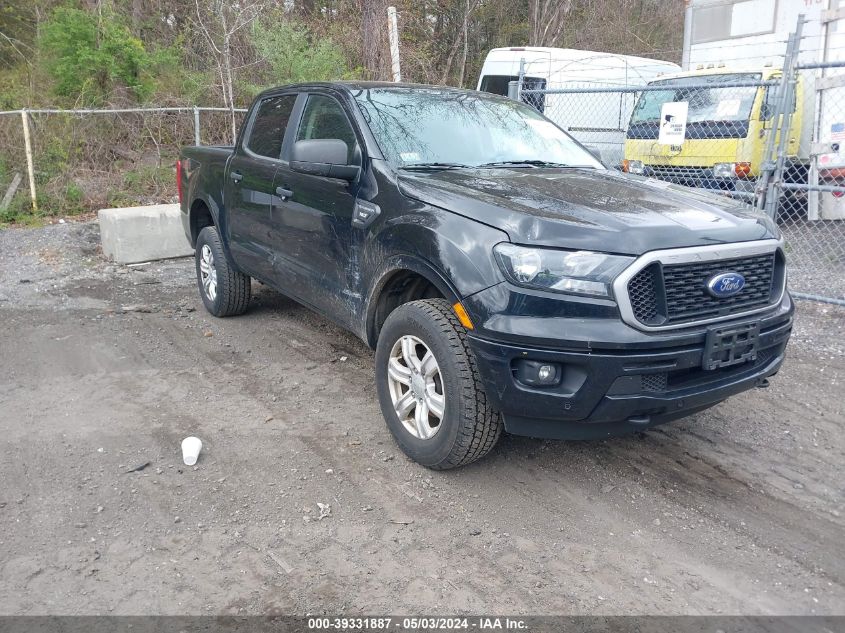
top-left (0, 221), bottom-right (843, 616)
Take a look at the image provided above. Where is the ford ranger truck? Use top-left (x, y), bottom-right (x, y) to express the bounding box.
top-left (178, 82), bottom-right (793, 469)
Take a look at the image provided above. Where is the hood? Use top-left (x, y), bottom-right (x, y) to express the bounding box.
top-left (397, 168), bottom-right (778, 255)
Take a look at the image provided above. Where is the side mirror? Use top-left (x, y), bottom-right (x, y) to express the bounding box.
top-left (290, 139), bottom-right (360, 181)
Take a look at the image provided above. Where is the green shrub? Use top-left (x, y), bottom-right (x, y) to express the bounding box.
top-left (0, 194), bottom-right (34, 226)
top-left (39, 7), bottom-right (154, 104)
top-left (249, 18), bottom-right (351, 91)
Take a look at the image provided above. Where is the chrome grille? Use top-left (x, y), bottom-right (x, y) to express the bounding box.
top-left (617, 241), bottom-right (785, 331)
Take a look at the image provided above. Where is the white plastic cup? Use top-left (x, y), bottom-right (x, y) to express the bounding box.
top-left (181, 436), bottom-right (203, 466)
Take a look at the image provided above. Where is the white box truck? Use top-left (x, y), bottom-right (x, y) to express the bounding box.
top-left (682, 0), bottom-right (845, 219)
top-left (477, 47), bottom-right (680, 167)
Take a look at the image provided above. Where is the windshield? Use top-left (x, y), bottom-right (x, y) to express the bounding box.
top-left (630, 73), bottom-right (762, 125)
top-left (351, 87), bottom-right (603, 169)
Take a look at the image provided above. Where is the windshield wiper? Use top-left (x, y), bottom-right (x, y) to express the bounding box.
top-left (399, 162), bottom-right (472, 171)
top-left (476, 160), bottom-right (590, 168)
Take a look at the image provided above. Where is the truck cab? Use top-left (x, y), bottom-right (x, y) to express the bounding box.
top-left (622, 66), bottom-right (804, 200)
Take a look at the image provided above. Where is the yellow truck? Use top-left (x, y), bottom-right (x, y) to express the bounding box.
top-left (622, 66), bottom-right (804, 202)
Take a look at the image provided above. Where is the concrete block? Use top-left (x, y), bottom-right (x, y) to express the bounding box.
top-left (98, 204), bottom-right (193, 264)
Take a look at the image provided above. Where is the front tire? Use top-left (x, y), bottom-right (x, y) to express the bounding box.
top-left (195, 226), bottom-right (251, 317)
top-left (375, 299), bottom-right (502, 469)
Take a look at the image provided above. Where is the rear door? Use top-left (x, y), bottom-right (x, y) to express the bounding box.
top-left (225, 92), bottom-right (297, 281)
top-left (270, 91), bottom-right (364, 323)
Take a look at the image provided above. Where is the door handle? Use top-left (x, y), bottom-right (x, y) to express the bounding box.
top-left (275, 186), bottom-right (293, 201)
top-left (230, 171), bottom-right (243, 183)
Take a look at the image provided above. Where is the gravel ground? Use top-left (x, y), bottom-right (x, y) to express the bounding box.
top-left (0, 221), bottom-right (843, 616)
top-left (779, 221), bottom-right (845, 301)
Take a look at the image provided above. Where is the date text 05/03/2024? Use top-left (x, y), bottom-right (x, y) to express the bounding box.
top-left (307, 617), bottom-right (529, 630)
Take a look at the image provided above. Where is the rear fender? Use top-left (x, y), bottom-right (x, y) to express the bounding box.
top-left (188, 193), bottom-right (250, 279)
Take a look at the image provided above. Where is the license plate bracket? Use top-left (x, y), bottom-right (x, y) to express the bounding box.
top-left (702, 322), bottom-right (760, 371)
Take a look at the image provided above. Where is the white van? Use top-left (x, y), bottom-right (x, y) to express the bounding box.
top-left (477, 47), bottom-right (680, 167)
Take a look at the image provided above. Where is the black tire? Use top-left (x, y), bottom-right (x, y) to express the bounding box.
top-left (375, 298), bottom-right (503, 469)
top-left (195, 226), bottom-right (251, 317)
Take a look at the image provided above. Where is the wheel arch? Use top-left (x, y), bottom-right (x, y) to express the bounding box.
top-left (189, 197), bottom-right (216, 247)
top-left (364, 256), bottom-right (462, 348)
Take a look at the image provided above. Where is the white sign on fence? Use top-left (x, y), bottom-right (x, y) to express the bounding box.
top-left (658, 101), bottom-right (688, 145)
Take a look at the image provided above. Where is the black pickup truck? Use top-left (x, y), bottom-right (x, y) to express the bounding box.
top-left (178, 82), bottom-right (792, 469)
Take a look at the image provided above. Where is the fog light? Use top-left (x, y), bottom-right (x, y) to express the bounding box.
top-left (515, 360), bottom-right (561, 387)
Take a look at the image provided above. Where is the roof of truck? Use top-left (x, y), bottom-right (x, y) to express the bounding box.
top-left (301, 81), bottom-right (471, 90)
top-left (255, 81), bottom-right (497, 99)
top-left (256, 81), bottom-right (485, 95)
top-left (648, 66), bottom-right (782, 83)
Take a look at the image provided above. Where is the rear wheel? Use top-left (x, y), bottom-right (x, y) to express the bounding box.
top-left (195, 226), bottom-right (251, 317)
top-left (375, 299), bottom-right (502, 469)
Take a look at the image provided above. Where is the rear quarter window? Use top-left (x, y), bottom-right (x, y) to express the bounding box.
top-left (247, 95), bottom-right (296, 159)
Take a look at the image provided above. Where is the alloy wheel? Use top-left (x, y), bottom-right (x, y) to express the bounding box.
top-left (199, 244), bottom-right (218, 302)
top-left (386, 335), bottom-right (445, 440)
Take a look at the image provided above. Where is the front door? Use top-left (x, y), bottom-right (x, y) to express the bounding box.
top-left (224, 93), bottom-right (297, 282)
top-left (271, 92), bottom-right (364, 324)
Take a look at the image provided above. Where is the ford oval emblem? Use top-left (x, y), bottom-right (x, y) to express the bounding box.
top-left (706, 272), bottom-right (746, 298)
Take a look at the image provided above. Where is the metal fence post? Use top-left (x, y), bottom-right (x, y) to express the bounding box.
top-left (193, 106), bottom-right (201, 146)
top-left (517, 57), bottom-right (526, 102)
top-left (20, 109), bottom-right (37, 212)
top-left (759, 15), bottom-right (805, 218)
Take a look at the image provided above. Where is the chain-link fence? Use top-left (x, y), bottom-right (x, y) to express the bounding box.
top-left (0, 107), bottom-right (247, 219)
top-left (516, 22), bottom-right (845, 304)
top-left (3, 29), bottom-right (845, 305)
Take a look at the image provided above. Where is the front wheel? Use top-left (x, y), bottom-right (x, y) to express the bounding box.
top-left (195, 226), bottom-right (251, 317)
top-left (375, 299), bottom-right (503, 469)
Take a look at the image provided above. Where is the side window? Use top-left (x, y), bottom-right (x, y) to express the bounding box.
top-left (247, 95), bottom-right (296, 159)
top-left (761, 86), bottom-right (777, 121)
top-left (760, 82), bottom-right (796, 122)
top-left (296, 94), bottom-right (360, 165)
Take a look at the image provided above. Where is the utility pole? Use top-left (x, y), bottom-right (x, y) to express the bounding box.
top-left (387, 6), bottom-right (401, 82)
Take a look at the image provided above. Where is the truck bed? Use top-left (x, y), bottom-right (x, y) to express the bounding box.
top-left (180, 145), bottom-right (235, 220)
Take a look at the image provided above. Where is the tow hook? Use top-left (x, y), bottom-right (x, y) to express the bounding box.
top-left (756, 378), bottom-right (770, 389)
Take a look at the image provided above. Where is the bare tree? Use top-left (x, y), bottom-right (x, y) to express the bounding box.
top-left (361, 0), bottom-right (388, 80)
top-left (528, 0), bottom-right (571, 47)
top-left (439, 0), bottom-right (480, 86)
top-left (194, 0), bottom-right (266, 142)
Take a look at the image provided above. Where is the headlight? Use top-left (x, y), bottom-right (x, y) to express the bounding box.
top-left (713, 162), bottom-right (737, 179)
top-left (625, 159), bottom-right (645, 175)
top-left (493, 244), bottom-right (634, 298)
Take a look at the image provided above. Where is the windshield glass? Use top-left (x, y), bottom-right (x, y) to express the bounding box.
top-left (630, 73), bottom-right (762, 125)
top-left (351, 87), bottom-right (603, 169)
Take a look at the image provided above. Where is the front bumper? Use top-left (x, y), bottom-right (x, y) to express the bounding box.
top-left (465, 289), bottom-right (793, 440)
